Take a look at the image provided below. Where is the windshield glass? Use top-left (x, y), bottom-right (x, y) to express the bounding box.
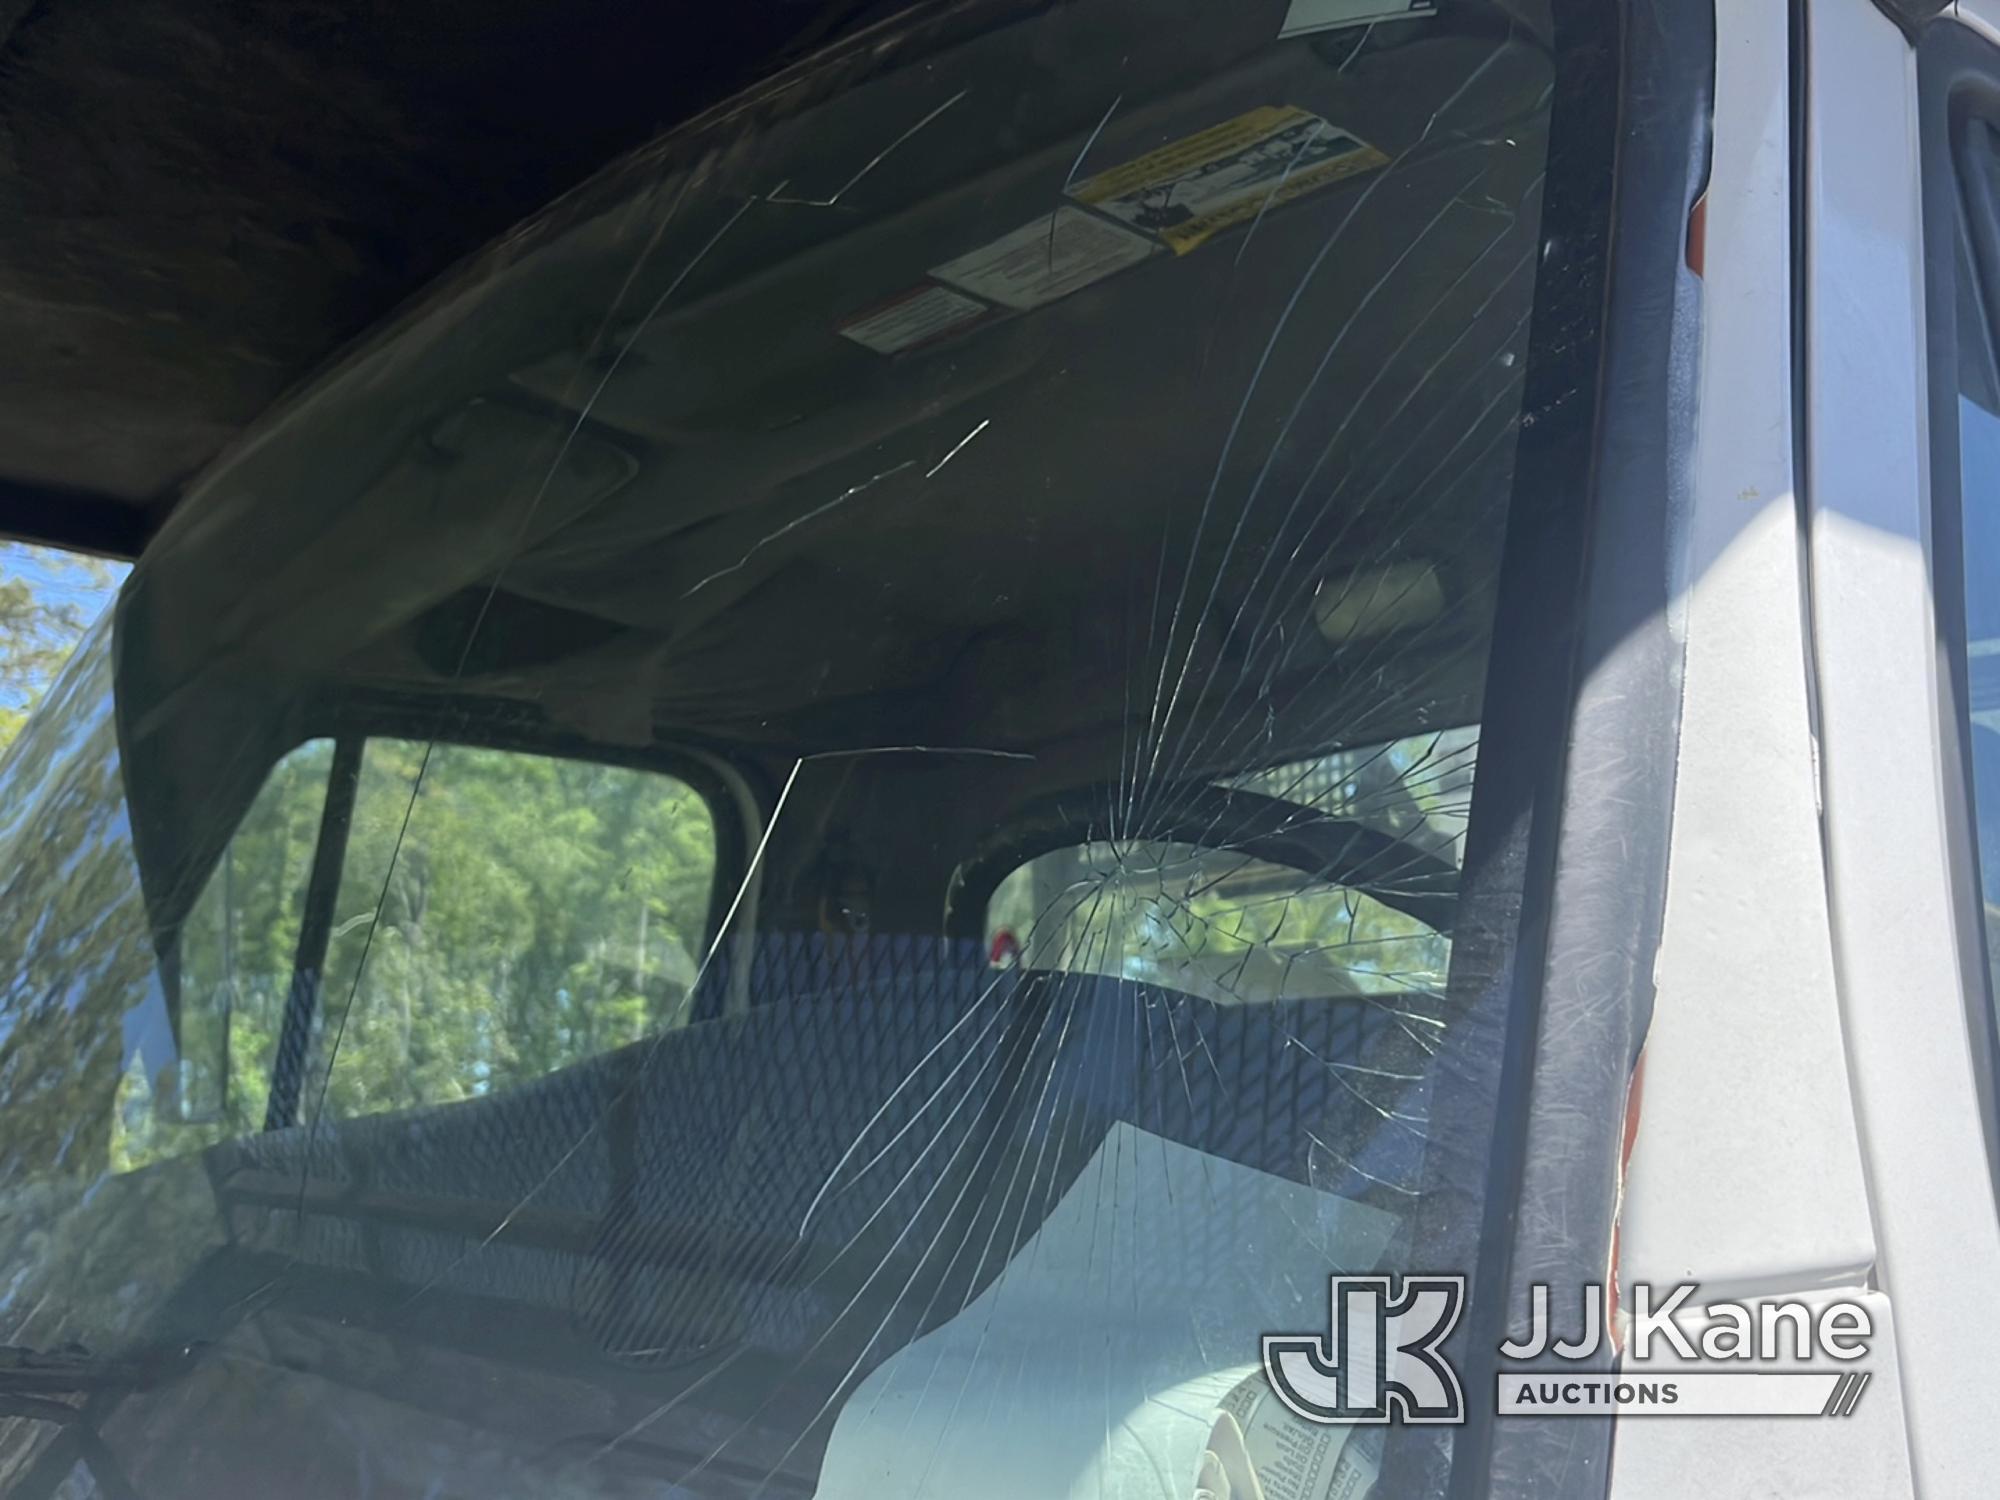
top-left (0, 2), bottom-right (1598, 1495)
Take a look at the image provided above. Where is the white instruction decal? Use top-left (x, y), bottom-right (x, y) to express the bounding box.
top-left (838, 282), bottom-right (992, 354)
top-left (932, 206), bottom-right (1158, 311)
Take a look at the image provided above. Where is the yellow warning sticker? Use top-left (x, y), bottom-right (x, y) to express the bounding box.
top-left (1067, 105), bottom-right (1388, 255)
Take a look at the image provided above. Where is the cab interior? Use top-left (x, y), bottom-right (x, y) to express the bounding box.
top-left (0, 2), bottom-right (1555, 1494)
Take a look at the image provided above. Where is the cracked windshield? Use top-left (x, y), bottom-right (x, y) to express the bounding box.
top-left (0, 3), bottom-right (1579, 1497)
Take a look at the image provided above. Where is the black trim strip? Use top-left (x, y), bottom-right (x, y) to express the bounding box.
top-left (1388, 0), bottom-right (1711, 1494)
top-left (1475, 0), bottom-right (1712, 1484)
top-left (0, 477), bottom-right (150, 559)
top-left (264, 735), bottom-right (365, 1131)
top-left (1874, 0), bottom-right (1954, 42)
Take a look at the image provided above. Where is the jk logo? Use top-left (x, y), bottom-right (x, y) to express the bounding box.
top-left (1262, 1275), bottom-right (1467, 1425)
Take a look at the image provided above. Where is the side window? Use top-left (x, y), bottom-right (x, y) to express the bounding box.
top-left (172, 738), bottom-right (339, 1129)
top-left (1941, 109), bottom-right (2000, 1014)
top-left (1960, 390), bottom-right (2000, 1006)
top-left (119, 737), bottom-right (718, 1164)
top-left (983, 730), bottom-right (1471, 1005)
top-left (308, 741), bottom-right (717, 1119)
top-left (114, 739), bottom-right (339, 1168)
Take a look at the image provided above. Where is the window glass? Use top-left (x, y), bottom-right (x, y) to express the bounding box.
top-left (986, 731), bottom-right (1469, 1004)
top-left (1959, 402), bottom-right (2000, 1000)
top-left (1949, 126), bottom-right (2000, 1012)
top-left (988, 839), bottom-right (1447, 1002)
top-left (111, 739), bottom-right (718, 1162)
top-left (0, 622), bottom-right (159, 1188)
top-left (308, 740), bottom-right (717, 1118)
top-left (1229, 727), bottom-right (1479, 863)
top-left (0, 4), bottom-right (1612, 1496)
top-left (111, 739), bottom-right (335, 1167)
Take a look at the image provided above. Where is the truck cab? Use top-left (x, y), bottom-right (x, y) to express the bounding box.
top-left (0, 2), bottom-right (1994, 1496)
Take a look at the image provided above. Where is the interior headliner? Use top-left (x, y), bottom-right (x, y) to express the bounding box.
top-left (118, 3), bottom-right (1546, 788)
top-left (0, 0), bottom-right (920, 554)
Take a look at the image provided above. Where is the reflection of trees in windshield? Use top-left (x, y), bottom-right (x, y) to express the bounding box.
top-left (0, 633), bottom-right (157, 1192)
top-left (0, 626), bottom-right (231, 1489)
top-left (0, 543), bottom-right (124, 754)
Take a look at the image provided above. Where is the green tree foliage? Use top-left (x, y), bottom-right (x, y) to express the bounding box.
top-left (314, 740), bottom-right (716, 1119)
top-left (0, 628), bottom-right (721, 1376)
top-left (117, 737), bottom-right (718, 1167)
top-left (987, 731), bottom-right (1475, 1005)
top-left (0, 557), bottom-right (723, 1178)
top-left (3, 566), bottom-right (1462, 1184)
